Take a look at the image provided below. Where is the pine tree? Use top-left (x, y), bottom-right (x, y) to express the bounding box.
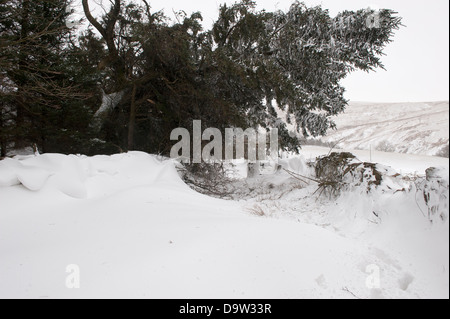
top-left (0, 0), bottom-right (96, 154)
top-left (210, 0), bottom-right (402, 151)
top-left (80, 0), bottom-right (402, 156)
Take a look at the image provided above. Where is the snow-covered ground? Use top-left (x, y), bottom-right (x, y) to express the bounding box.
top-left (313, 101), bottom-right (449, 156)
top-left (300, 146), bottom-right (449, 175)
top-left (0, 150), bottom-right (448, 299)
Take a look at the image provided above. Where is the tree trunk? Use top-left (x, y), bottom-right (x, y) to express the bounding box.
top-left (39, 107), bottom-right (47, 154)
top-left (15, 0), bottom-right (30, 149)
top-left (0, 103), bottom-right (6, 158)
top-left (127, 83), bottom-right (137, 151)
top-left (82, 0), bottom-right (124, 85)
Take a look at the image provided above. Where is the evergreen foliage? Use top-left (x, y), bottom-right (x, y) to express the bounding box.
top-left (0, 0), bottom-right (402, 156)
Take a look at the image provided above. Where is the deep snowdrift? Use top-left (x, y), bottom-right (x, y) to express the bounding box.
top-left (0, 152), bottom-right (448, 299)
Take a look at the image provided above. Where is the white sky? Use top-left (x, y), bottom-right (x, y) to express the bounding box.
top-left (74, 0), bottom-right (450, 103)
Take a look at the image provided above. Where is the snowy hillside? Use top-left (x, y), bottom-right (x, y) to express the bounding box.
top-left (314, 101), bottom-right (449, 156)
top-left (0, 151), bottom-right (448, 299)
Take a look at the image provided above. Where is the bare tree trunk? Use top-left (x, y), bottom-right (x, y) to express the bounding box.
top-left (15, 0), bottom-right (30, 149)
top-left (128, 83), bottom-right (137, 151)
top-left (39, 107), bottom-right (47, 154)
top-left (82, 0), bottom-right (124, 82)
top-left (0, 102), bottom-right (6, 158)
top-left (83, 0), bottom-right (131, 152)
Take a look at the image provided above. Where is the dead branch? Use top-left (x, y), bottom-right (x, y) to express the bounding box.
top-left (283, 168), bottom-right (319, 183)
top-left (342, 287), bottom-right (362, 299)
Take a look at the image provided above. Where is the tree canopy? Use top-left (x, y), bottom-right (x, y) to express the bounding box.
top-left (0, 0), bottom-right (402, 157)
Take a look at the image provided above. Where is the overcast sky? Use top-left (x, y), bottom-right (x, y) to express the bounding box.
top-left (76, 0), bottom-right (449, 103)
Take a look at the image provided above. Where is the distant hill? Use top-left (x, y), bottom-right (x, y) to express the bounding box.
top-left (312, 101), bottom-right (449, 157)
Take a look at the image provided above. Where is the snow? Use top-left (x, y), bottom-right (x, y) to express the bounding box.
top-left (0, 159), bottom-right (21, 187)
top-left (313, 101), bottom-right (449, 156)
top-left (0, 158), bottom-right (51, 190)
top-left (0, 150), bottom-right (448, 299)
top-left (94, 90), bottom-right (125, 118)
top-left (298, 145), bottom-right (449, 176)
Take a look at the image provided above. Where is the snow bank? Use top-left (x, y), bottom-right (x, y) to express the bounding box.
top-left (279, 154), bottom-right (314, 177)
top-left (300, 145), bottom-right (449, 175)
top-left (0, 151), bottom-right (448, 299)
top-left (0, 158), bottom-right (21, 187)
top-left (0, 158), bottom-right (52, 190)
top-left (422, 167), bottom-right (450, 223)
top-left (0, 152), bottom-right (186, 199)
